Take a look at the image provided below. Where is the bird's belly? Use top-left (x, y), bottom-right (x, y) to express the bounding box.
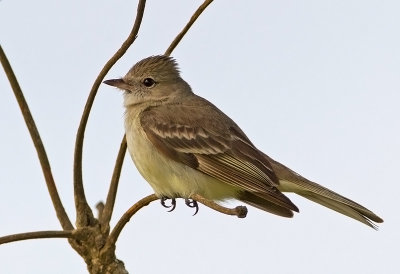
top-left (125, 120), bottom-right (237, 200)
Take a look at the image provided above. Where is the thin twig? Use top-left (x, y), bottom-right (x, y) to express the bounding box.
top-left (100, 135), bottom-right (127, 232)
top-left (73, 0), bottom-right (147, 227)
top-left (107, 194), bottom-right (158, 246)
top-left (0, 45), bottom-right (73, 231)
top-left (0, 230), bottom-right (74, 245)
top-left (191, 194), bottom-right (248, 218)
top-left (164, 0), bottom-right (214, 56)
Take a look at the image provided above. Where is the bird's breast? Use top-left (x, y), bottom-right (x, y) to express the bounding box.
top-left (124, 108), bottom-right (237, 200)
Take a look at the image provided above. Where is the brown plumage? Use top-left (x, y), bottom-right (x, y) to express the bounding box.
top-left (104, 55), bottom-right (383, 229)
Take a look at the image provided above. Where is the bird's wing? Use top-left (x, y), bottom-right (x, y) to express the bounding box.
top-left (140, 97), bottom-right (298, 213)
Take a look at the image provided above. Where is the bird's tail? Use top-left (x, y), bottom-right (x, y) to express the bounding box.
top-left (264, 154), bottom-right (384, 229)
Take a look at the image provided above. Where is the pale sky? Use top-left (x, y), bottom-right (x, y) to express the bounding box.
top-left (1, 1), bottom-right (399, 273)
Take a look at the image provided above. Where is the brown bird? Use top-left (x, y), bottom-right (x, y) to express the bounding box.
top-left (104, 55), bottom-right (383, 229)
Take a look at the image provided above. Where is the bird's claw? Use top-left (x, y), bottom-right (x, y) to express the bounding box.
top-left (185, 198), bottom-right (199, 216)
top-left (161, 197), bottom-right (176, 212)
top-left (160, 197), bottom-right (199, 215)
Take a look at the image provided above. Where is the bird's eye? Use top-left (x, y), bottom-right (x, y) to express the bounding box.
top-left (142, 78), bottom-right (156, 88)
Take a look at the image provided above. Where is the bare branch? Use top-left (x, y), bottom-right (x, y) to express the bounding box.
top-left (100, 135), bottom-right (127, 232)
top-left (164, 0), bottom-right (214, 56)
top-left (0, 230), bottom-right (74, 245)
top-left (0, 45), bottom-right (73, 231)
top-left (107, 194), bottom-right (158, 246)
top-left (73, 0), bottom-right (147, 227)
top-left (107, 193), bottom-right (246, 248)
top-left (190, 194), bottom-right (248, 218)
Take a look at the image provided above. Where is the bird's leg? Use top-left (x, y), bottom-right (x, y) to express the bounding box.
top-left (161, 197), bottom-right (176, 212)
top-left (185, 198), bottom-right (199, 216)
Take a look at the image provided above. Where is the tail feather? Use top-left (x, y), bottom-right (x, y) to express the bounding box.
top-left (299, 192), bottom-right (378, 229)
top-left (262, 153), bottom-right (383, 228)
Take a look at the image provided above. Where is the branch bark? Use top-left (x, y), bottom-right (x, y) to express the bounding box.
top-left (107, 194), bottom-right (158, 247)
top-left (0, 230), bottom-right (74, 245)
top-left (100, 135), bottom-right (127, 233)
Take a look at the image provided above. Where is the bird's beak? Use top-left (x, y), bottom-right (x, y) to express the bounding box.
top-left (103, 78), bottom-right (131, 90)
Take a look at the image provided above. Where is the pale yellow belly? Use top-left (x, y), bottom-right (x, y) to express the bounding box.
top-left (125, 114), bottom-right (237, 200)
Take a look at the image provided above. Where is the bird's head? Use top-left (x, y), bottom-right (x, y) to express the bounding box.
top-left (104, 55), bottom-right (192, 107)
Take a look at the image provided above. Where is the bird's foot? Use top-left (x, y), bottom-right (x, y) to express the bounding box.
top-left (161, 197), bottom-right (176, 212)
top-left (185, 198), bottom-right (199, 216)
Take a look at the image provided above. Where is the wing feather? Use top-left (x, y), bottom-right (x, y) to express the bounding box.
top-left (140, 101), bottom-right (298, 213)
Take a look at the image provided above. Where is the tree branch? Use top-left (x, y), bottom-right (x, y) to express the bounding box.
top-left (0, 230), bottom-right (74, 245)
top-left (190, 194), bottom-right (247, 218)
top-left (73, 0), bottom-right (147, 227)
top-left (107, 194), bottom-right (158, 247)
top-left (107, 194), bottom-right (246, 248)
top-left (100, 135), bottom-right (127, 233)
top-left (0, 45), bottom-right (73, 231)
top-left (164, 0), bottom-right (214, 56)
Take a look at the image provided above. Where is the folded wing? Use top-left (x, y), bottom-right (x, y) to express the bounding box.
top-left (140, 99), bottom-right (299, 216)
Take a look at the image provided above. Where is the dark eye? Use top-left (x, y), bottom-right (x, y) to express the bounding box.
top-left (142, 78), bottom-right (156, 87)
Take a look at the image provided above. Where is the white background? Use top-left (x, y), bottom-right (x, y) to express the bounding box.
top-left (1, 1), bottom-right (399, 273)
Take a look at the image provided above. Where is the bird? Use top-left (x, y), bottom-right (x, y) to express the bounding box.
top-left (104, 55), bottom-right (383, 229)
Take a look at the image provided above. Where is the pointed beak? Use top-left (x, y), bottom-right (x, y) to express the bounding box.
top-left (103, 78), bottom-right (130, 90)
